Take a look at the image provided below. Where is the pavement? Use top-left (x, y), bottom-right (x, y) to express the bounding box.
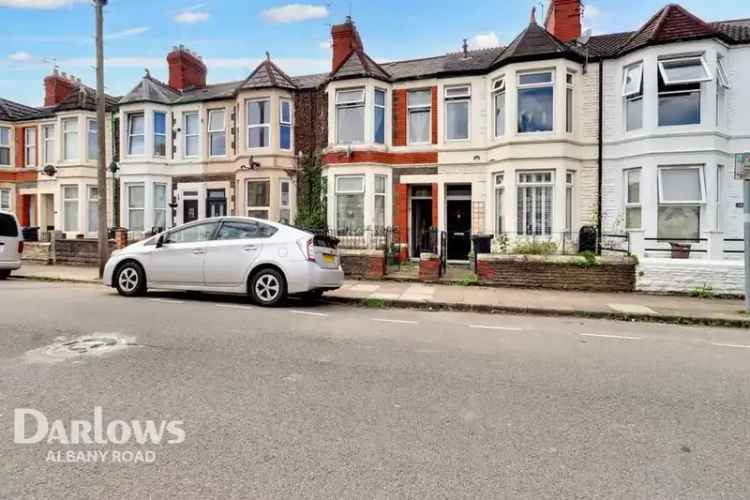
top-left (2, 281), bottom-right (750, 498)
top-left (11, 263), bottom-right (750, 328)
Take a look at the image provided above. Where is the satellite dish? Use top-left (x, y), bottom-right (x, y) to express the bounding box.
top-left (577, 29), bottom-right (592, 46)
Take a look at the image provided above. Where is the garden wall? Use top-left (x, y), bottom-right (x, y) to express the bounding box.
top-left (339, 249), bottom-right (385, 280)
top-left (54, 239), bottom-right (116, 266)
top-left (636, 258), bottom-right (744, 296)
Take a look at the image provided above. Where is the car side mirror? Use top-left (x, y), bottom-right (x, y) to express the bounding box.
top-left (156, 234), bottom-right (165, 248)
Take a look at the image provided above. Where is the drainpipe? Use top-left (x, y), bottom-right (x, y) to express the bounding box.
top-left (597, 59), bottom-right (604, 255)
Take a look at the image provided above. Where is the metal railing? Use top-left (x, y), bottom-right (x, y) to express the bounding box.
top-left (600, 232), bottom-right (630, 255)
top-left (304, 226), bottom-right (401, 251)
top-left (724, 238), bottom-right (744, 256)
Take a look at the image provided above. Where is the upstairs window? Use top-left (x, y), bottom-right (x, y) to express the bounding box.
top-left (657, 56), bottom-right (710, 127)
top-left (518, 71), bottom-right (554, 133)
top-left (657, 166), bottom-right (705, 240)
top-left (492, 78), bottom-right (505, 137)
top-left (153, 111), bottom-right (167, 157)
top-left (0, 127), bottom-right (9, 165)
top-left (25, 127), bottom-right (37, 167)
top-left (184, 111), bottom-right (200, 157)
top-left (336, 88), bottom-right (365, 145)
top-left (247, 99), bottom-right (271, 148)
top-left (43, 125), bottom-right (55, 164)
top-left (408, 89), bottom-right (431, 144)
top-left (565, 72), bottom-right (574, 134)
top-left (280, 100), bottom-right (293, 150)
top-left (127, 113), bottom-right (144, 156)
top-left (622, 62), bottom-right (644, 131)
top-left (445, 85), bottom-right (470, 141)
top-left (62, 117), bottom-right (79, 161)
top-left (208, 109), bottom-right (226, 157)
top-left (374, 89), bottom-right (385, 144)
top-left (87, 119), bottom-right (97, 161)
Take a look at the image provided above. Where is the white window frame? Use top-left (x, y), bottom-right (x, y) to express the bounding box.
top-left (565, 171), bottom-right (575, 233)
top-left (335, 175), bottom-right (365, 233)
top-left (335, 88), bottom-right (366, 145)
top-left (247, 98), bottom-right (272, 150)
top-left (406, 89), bottom-right (431, 145)
top-left (279, 179), bottom-right (291, 224)
top-left (246, 179), bottom-right (271, 219)
top-left (43, 124), bottom-right (55, 164)
top-left (517, 70), bottom-right (555, 134)
top-left (374, 174), bottom-right (386, 229)
top-left (153, 183), bottom-right (168, 231)
top-left (207, 109), bottom-right (226, 158)
top-left (87, 119), bottom-right (97, 162)
top-left (125, 183), bottom-right (145, 231)
top-left (373, 88), bottom-right (386, 145)
top-left (444, 84), bottom-right (471, 141)
top-left (0, 126), bottom-right (11, 166)
top-left (624, 168), bottom-right (642, 230)
top-left (622, 62), bottom-right (644, 97)
top-left (183, 111), bottom-right (200, 158)
top-left (494, 172), bottom-right (504, 234)
top-left (657, 55), bottom-right (712, 86)
top-left (0, 188), bottom-right (11, 210)
top-left (657, 165), bottom-right (706, 205)
top-left (517, 170), bottom-right (554, 236)
top-left (279, 99), bottom-right (293, 151)
top-left (127, 112), bottom-right (145, 157)
top-left (86, 185), bottom-right (98, 234)
top-left (153, 111), bottom-right (167, 157)
top-left (716, 56), bottom-right (731, 89)
top-left (25, 127), bottom-right (36, 167)
top-left (62, 184), bottom-right (79, 233)
top-left (565, 72), bottom-right (574, 134)
top-left (62, 117), bottom-right (79, 162)
top-left (492, 78), bottom-right (506, 138)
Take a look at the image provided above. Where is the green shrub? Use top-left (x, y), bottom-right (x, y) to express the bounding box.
top-left (690, 284), bottom-right (714, 299)
top-left (364, 298), bottom-right (386, 309)
top-left (575, 250), bottom-right (598, 268)
top-left (512, 240), bottom-right (558, 255)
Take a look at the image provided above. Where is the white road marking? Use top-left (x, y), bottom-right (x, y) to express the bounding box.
top-left (469, 325), bottom-right (523, 332)
top-left (290, 310), bottom-right (329, 317)
top-left (215, 304), bottom-right (253, 310)
top-left (148, 298), bottom-right (185, 304)
top-left (371, 318), bottom-right (418, 325)
top-left (710, 342), bottom-right (750, 350)
top-left (580, 333), bottom-right (642, 340)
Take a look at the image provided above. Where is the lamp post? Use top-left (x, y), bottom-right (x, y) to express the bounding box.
top-left (94, 0), bottom-right (108, 278)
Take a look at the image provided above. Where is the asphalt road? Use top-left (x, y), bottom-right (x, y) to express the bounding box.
top-left (2, 280), bottom-right (750, 499)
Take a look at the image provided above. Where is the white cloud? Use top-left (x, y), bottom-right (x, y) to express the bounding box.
top-left (107, 27), bottom-right (150, 40)
top-left (0, 0), bottom-right (84, 8)
top-left (261, 4), bottom-right (329, 24)
top-left (467, 32), bottom-right (500, 50)
top-left (319, 40), bottom-right (331, 50)
top-left (174, 6), bottom-right (210, 24)
top-left (8, 51), bottom-right (33, 62)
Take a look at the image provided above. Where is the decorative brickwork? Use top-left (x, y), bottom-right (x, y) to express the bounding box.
top-left (393, 89), bottom-right (407, 146)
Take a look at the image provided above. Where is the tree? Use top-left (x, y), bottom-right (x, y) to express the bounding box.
top-left (295, 152), bottom-right (326, 230)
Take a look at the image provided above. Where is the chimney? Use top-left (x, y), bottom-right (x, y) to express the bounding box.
top-left (544, 0), bottom-right (582, 43)
top-left (331, 16), bottom-right (363, 71)
top-left (43, 68), bottom-right (77, 106)
top-left (167, 45), bottom-right (207, 91)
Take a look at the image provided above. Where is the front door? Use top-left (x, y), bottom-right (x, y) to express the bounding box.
top-left (446, 200), bottom-right (471, 260)
top-left (183, 199), bottom-right (199, 224)
top-left (148, 221), bottom-right (219, 286)
top-left (411, 199), bottom-right (433, 257)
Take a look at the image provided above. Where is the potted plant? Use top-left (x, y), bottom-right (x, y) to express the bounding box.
top-left (669, 241), bottom-right (691, 259)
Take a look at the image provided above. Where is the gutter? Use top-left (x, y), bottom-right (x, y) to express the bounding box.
top-left (597, 59), bottom-right (604, 254)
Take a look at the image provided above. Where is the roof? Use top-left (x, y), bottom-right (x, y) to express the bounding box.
top-left (53, 84), bottom-right (119, 113)
top-left (119, 74), bottom-right (180, 105)
top-left (711, 18), bottom-right (750, 43)
top-left (239, 57), bottom-right (297, 90)
top-left (494, 19), bottom-right (582, 65)
top-left (329, 49), bottom-right (391, 82)
top-left (587, 32), bottom-right (635, 57)
top-left (0, 97), bottom-right (40, 121)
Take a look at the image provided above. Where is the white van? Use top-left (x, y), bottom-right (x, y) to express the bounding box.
top-left (0, 210), bottom-right (23, 279)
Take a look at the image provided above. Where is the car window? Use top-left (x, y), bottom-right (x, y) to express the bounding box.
top-left (165, 222), bottom-right (218, 244)
top-left (216, 221), bottom-right (278, 240)
top-left (0, 214), bottom-right (18, 237)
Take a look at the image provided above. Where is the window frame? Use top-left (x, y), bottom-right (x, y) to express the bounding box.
top-left (407, 88), bottom-right (432, 145)
top-left (25, 127), bottom-right (37, 167)
top-left (246, 98), bottom-right (272, 150)
top-left (335, 174), bottom-right (365, 234)
top-left (657, 165), bottom-right (706, 205)
top-left (87, 119), bottom-right (97, 162)
top-left (246, 179), bottom-right (271, 219)
top-left (0, 126), bottom-right (11, 166)
top-left (153, 111), bottom-right (167, 158)
top-left (42, 124), bottom-right (55, 164)
top-left (444, 84), bottom-right (471, 142)
top-left (565, 71), bottom-right (574, 134)
top-left (127, 112), bottom-right (145, 157)
top-left (125, 182), bottom-right (145, 232)
top-left (0, 188), bottom-right (11, 210)
top-left (494, 172), bottom-right (504, 234)
top-left (86, 185), bottom-right (98, 234)
top-left (279, 99), bottom-right (293, 151)
top-left (492, 77), bottom-right (506, 138)
top-left (335, 88), bottom-right (366, 145)
top-left (716, 56), bottom-right (731, 89)
top-left (517, 70), bottom-right (555, 134)
top-left (624, 168), bottom-right (642, 230)
top-left (153, 182), bottom-right (168, 231)
top-left (374, 174), bottom-right (386, 229)
top-left (207, 108), bottom-right (226, 158)
top-left (657, 55), bottom-right (712, 86)
top-left (516, 170), bottom-right (554, 236)
top-left (622, 62), bottom-right (644, 97)
top-left (62, 117), bottom-right (79, 162)
top-left (62, 184), bottom-right (79, 233)
top-left (565, 171), bottom-right (575, 233)
top-left (373, 88), bottom-right (386, 145)
top-left (279, 179), bottom-right (291, 224)
top-left (183, 111), bottom-right (200, 158)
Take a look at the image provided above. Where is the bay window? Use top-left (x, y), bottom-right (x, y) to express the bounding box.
top-left (374, 89), bottom-right (385, 144)
top-left (280, 100), bottom-right (292, 150)
top-left (657, 56), bottom-right (710, 127)
top-left (408, 89), bottom-right (431, 144)
top-left (208, 109), bottom-right (226, 157)
top-left (43, 124), bottom-right (55, 164)
top-left (247, 99), bottom-right (271, 149)
top-left (657, 166), bottom-right (704, 240)
top-left (445, 85), bottom-right (470, 141)
top-left (518, 72), bottom-right (554, 133)
top-left (374, 175), bottom-right (386, 229)
top-left (126, 183), bottom-right (145, 231)
top-left (62, 117), bottom-right (79, 161)
top-left (25, 128), bottom-right (36, 167)
top-left (336, 89), bottom-right (365, 145)
top-left (517, 171), bottom-right (553, 236)
top-left (127, 113), bottom-right (144, 156)
top-left (87, 185), bottom-right (98, 234)
top-left (0, 126), bottom-right (9, 165)
top-left (335, 175), bottom-right (365, 234)
top-left (493, 78), bottom-right (505, 137)
top-left (153, 111), bottom-right (166, 157)
top-left (624, 168), bottom-right (642, 230)
top-left (622, 62), bottom-right (644, 131)
top-left (247, 180), bottom-right (270, 219)
top-left (87, 119), bottom-right (97, 161)
top-left (0, 188), bottom-right (11, 210)
top-left (62, 185), bottom-right (79, 232)
top-left (280, 180), bottom-right (291, 224)
top-left (565, 72), bottom-right (574, 134)
top-left (565, 171), bottom-right (575, 234)
top-left (184, 111), bottom-right (199, 157)
top-left (153, 183), bottom-right (167, 231)
top-left (494, 172), bottom-right (504, 234)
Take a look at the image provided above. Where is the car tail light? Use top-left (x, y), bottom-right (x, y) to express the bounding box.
top-left (18, 241), bottom-right (24, 254)
top-left (306, 238), bottom-right (316, 262)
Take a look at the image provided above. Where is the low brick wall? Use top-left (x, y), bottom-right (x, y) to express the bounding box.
top-left (636, 258), bottom-right (744, 296)
top-left (477, 254), bottom-right (637, 292)
top-left (339, 249), bottom-right (385, 280)
top-left (54, 239), bottom-right (116, 266)
top-left (419, 253), bottom-right (441, 282)
top-left (22, 242), bottom-right (53, 264)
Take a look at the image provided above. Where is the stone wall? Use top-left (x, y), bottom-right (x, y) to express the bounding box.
top-left (477, 254), bottom-right (636, 292)
top-left (339, 249), bottom-right (385, 280)
top-left (21, 242), bottom-right (52, 264)
top-left (54, 239), bottom-right (116, 266)
top-left (636, 258), bottom-right (744, 296)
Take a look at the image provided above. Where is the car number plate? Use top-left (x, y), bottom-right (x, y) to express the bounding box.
top-left (323, 254), bottom-right (336, 264)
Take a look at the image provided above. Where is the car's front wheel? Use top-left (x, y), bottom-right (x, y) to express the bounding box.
top-left (250, 268), bottom-right (286, 307)
top-left (115, 262), bottom-right (146, 297)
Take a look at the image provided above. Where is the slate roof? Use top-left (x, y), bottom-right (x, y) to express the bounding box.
top-left (0, 97), bottom-right (41, 121)
top-left (329, 49), bottom-right (391, 82)
top-left (494, 20), bottom-right (582, 65)
top-left (119, 74), bottom-right (180, 105)
top-left (53, 84), bottom-right (119, 113)
top-left (178, 80), bottom-right (243, 104)
top-left (239, 57), bottom-right (297, 90)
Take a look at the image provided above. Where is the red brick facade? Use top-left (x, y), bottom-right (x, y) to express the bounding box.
top-left (323, 151), bottom-right (437, 165)
top-left (331, 18), bottom-right (363, 72)
top-left (167, 46), bottom-right (207, 91)
top-left (392, 89), bottom-right (407, 146)
top-left (431, 183), bottom-right (438, 227)
top-left (14, 126), bottom-right (23, 167)
top-left (544, 0), bottom-right (582, 43)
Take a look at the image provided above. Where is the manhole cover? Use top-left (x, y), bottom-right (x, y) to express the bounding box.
top-left (25, 333), bottom-right (135, 364)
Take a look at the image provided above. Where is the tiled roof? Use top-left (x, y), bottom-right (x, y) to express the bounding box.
top-left (329, 49), bottom-right (391, 82)
top-left (177, 80), bottom-right (242, 104)
top-left (711, 18), bottom-right (750, 43)
top-left (494, 20), bottom-right (581, 65)
top-left (587, 32), bottom-right (635, 57)
top-left (54, 84), bottom-right (119, 112)
top-left (291, 73), bottom-right (328, 89)
top-left (119, 74), bottom-right (180, 105)
top-left (0, 97), bottom-right (40, 121)
top-left (239, 57), bottom-right (297, 90)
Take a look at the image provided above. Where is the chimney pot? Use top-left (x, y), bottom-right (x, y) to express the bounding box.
top-left (167, 45), bottom-right (207, 91)
top-left (331, 16), bottom-right (364, 72)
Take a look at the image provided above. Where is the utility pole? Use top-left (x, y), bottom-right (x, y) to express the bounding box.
top-left (744, 179), bottom-right (750, 311)
top-left (95, 0), bottom-right (108, 278)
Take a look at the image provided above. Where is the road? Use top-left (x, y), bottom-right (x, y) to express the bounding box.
top-left (1, 280), bottom-right (750, 499)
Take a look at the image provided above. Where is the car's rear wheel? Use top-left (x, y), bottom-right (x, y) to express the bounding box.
top-left (0, 270), bottom-right (10, 280)
top-left (115, 262), bottom-right (146, 297)
top-left (250, 268), bottom-right (286, 307)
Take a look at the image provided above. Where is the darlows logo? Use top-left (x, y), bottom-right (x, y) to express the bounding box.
top-left (14, 407), bottom-right (185, 445)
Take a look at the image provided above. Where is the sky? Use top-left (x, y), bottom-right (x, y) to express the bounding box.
top-left (0, 0), bottom-right (747, 107)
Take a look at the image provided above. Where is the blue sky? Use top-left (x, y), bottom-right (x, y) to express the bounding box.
top-left (0, 0), bottom-right (747, 106)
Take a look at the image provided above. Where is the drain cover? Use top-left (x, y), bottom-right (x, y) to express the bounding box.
top-left (25, 333), bottom-right (135, 363)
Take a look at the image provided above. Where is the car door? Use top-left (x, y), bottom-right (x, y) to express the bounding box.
top-left (148, 221), bottom-right (219, 286)
top-left (202, 220), bottom-right (277, 287)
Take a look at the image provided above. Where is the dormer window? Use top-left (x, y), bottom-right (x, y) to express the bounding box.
top-left (622, 62), bottom-right (643, 131)
top-left (408, 89), bottom-right (431, 144)
top-left (492, 78), bottom-right (505, 137)
top-left (445, 85), bottom-right (470, 141)
top-left (518, 71), bottom-right (553, 133)
top-left (336, 88), bottom-right (365, 145)
top-left (247, 99), bottom-right (271, 149)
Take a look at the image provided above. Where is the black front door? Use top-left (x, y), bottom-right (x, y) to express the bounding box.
top-left (411, 199), bottom-right (433, 257)
top-left (183, 199), bottom-right (199, 223)
top-left (446, 199), bottom-right (471, 260)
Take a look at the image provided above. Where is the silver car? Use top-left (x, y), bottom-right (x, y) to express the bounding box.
top-left (103, 217), bottom-right (343, 306)
top-left (0, 210), bottom-right (23, 280)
